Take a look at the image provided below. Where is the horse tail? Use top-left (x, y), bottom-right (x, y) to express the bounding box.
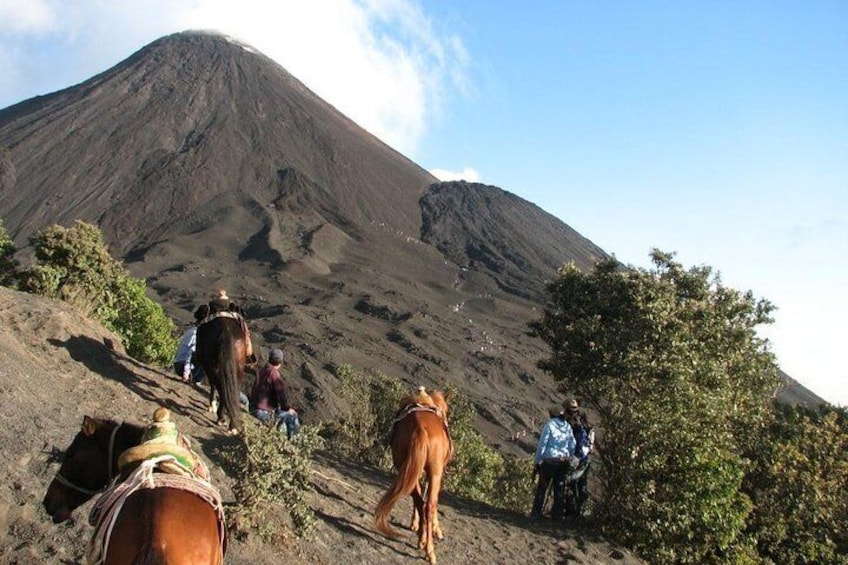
top-left (217, 322), bottom-right (243, 431)
top-left (374, 427), bottom-right (426, 538)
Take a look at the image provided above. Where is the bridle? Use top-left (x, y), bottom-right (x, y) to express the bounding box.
top-left (54, 423), bottom-right (123, 497)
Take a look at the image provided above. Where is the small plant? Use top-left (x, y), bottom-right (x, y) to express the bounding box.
top-left (442, 388), bottom-right (536, 513)
top-left (0, 219), bottom-right (18, 287)
top-left (327, 364), bottom-right (407, 469)
top-left (491, 454), bottom-right (536, 516)
top-left (16, 221), bottom-right (176, 366)
top-left (220, 418), bottom-right (324, 544)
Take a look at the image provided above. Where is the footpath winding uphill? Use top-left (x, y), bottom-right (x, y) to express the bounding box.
top-left (0, 287), bottom-right (643, 564)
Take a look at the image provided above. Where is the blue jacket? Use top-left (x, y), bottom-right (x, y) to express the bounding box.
top-left (173, 326), bottom-right (197, 364)
top-left (534, 416), bottom-right (576, 465)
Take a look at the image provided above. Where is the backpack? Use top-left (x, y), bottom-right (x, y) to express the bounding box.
top-left (568, 413), bottom-right (594, 460)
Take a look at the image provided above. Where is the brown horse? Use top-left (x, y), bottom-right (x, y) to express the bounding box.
top-left (43, 416), bottom-right (225, 564)
top-left (375, 389), bottom-right (453, 565)
top-left (195, 312), bottom-right (248, 433)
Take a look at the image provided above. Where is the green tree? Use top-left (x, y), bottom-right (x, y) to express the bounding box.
top-left (529, 250), bottom-right (779, 563)
top-left (746, 403), bottom-right (848, 564)
top-left (0, 219), bottom-right (19, 287)
top-left (17, 221), bottom-right (176, 366)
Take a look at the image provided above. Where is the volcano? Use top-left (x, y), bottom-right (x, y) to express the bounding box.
top-left (0, 31), bottom-right (817, 448)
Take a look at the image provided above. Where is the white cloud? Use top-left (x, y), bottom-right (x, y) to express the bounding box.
top-left (430, 167), bottom-right (480, 182)
top-left (176, 0), bottom-right (468, 156)
top-left (0, 0), bottom-right (56, 34)
top-left (0, 0), bottom-right (469, 158)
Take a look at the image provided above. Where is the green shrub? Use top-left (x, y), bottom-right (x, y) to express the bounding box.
top-left (491, 454), bottom-right (536, 516)
top-left (0, 219), bottom-right (18, 287)
top-left (442, 389), bottom-right (536, 513)
top-left (16, 221), bottom-right (176, 366)
top-left (327, 364), bottom-right (407, 469)
top-left (110, 273), bottom-right (176, 365)
top-left (441, 389), bottom-right (502, 502)
top-left (745, 404), bottom-right (848, 564)
top-left (220, 418), bottom-right (324, 543)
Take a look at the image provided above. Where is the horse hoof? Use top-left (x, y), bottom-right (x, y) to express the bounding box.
top-left (227, 428), bottom-right (239, 436)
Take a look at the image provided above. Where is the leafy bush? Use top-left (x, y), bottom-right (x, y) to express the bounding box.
top-left (110, 273), bottom-right (176, 364)
top-left (0, 219), bottom-right (18, 287)
top-left (493, 454), bottom-right (536, 516)
top-left (530, 251), bottom-right (780, 563)
top-left (325, 364), bottom-right (407, 469)
top-left (220, 418), bottom-right (324, 543)
top-left (745, 403), bottom-right (848, 564)
top-left (440, 389), bottom-right (501, 500)
top-left (442, 388), bottom-right (536, 513)
top-left (16, 221), bottom-right (176, 366)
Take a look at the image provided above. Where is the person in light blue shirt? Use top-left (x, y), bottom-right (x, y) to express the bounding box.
top-left (531, 404), bottom-right (577, 520)
top-left (173, 325), bottom-right (203, 384)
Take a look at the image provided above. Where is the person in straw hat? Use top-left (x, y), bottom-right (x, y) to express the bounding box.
top-left (562, 397), bottom-right (595, 517)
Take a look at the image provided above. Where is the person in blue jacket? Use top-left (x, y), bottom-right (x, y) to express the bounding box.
top-left (531, 403), bottom-right (577, 520)
top-left (173, 324), bottom-right (203, 384)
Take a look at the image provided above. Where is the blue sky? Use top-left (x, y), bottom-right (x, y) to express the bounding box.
top-left (1, 1), bottom-right (845, 405)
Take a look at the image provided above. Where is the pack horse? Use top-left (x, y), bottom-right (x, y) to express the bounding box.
top-left (375, 388), bottom-right (453, 565)
top-left (43, 414), bottom-right (226, 564)
top-left (195, 310), bottom-right (249, 433)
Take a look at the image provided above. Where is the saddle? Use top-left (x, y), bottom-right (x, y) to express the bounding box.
top-left (390, 396), bottom-right (453, 461)
top-left (196, 309), bottom-right (256, 363)
top-left (86, 409), bottom-right (224, 564)
top-left (116, 408), bottom-right (209, 480)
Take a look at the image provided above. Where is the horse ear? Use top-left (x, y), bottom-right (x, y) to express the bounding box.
top-left (443, 389), bottom-right (453, 402)
top-left (82, 416), bottom-right (97, 436)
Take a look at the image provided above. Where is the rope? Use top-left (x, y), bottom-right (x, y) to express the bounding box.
top-left (53, 472), bottom-right (101, 496)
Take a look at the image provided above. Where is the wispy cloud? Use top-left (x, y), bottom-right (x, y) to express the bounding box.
top-left (0, 0), bottom-right (57, 34)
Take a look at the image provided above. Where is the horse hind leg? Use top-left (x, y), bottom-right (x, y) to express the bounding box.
top-left (207, 383), bottom-right (218, 414)
top-left (216, 399), bottom-right (227, 426)
top-left (423, 471), bottom-right (444, 564)
top-left (409, 481), bottom-right (423, 533)
top-left (433, 507), bottom-right (444, 541)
